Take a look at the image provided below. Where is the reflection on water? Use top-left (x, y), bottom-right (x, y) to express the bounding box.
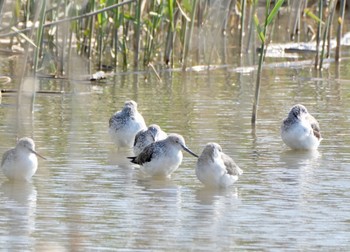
top-left (1, 60), bottom-right (350, 250)
top-left (279, 149), bottom-right (321, 182)
top-left (0, 181), bottom-right (37, 250)
top-left (280, 149), bottom-right (321, 166)
top-left (195, 186), bottom-right (239, 205)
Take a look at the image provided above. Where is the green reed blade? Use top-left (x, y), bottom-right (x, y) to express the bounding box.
top-left (168, 0), bottom-right (174, 32)
top-left (266, 0), bottom-right (284, 26)
top-left (304, 8), bottom-right (325, 25)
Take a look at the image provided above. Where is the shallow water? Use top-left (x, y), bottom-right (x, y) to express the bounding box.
top-left (1, 58), bottom-right (350, 250)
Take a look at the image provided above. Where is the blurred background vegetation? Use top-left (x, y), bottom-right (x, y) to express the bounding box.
top-left (0, 0), bottom-right (348, 78)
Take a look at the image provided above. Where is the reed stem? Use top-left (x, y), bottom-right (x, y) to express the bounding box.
top-left (252, 0), bottom-right (284, 125)
top-left (182, 0), bottom-right (197, 70)
top-left (33, 0), bottom-right (46, 75)
top-left (134, 0), bottom-right (142, 68)
top-left (320, 0), bottom-right (335, 69)
top-left (239, 0), bottom-right (246, 56)
top-left (252, 0), bottom-right (270, 125)
top-left (314, 0), bottom-right (323, 69)
top-left (335, 0), bottom-right (346, 62)
top-left (251, 42), bottom-right (265, 125)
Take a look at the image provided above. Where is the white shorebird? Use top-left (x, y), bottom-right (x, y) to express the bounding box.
top-left (196, 143), bottom-right (243, 188)
top-left (1, 137), bottom-right (46, 181)
top-left (128, 133), bottom-right (198, 177)
top-left (109, 100), bottom-right (147, 149)
top-left (133, 124), bottom-right (167, 156)
top-left (281, 104), bottom-right (322, 150)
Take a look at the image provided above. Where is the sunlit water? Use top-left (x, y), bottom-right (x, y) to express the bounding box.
top-left (1, 58), bottom-right (350, 250)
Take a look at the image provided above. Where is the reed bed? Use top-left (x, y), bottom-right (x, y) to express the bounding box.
top-left (0, 0), bottom-right (347, 77)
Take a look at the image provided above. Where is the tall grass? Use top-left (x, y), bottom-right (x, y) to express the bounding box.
top-left (0, 0), bottom-right (347, 77)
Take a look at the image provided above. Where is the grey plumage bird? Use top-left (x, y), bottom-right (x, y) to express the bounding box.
top-left (1, 137), bottom-right (46, 181)
top-left (109, 100), bottom-right (147, 149)
top-left (196, 143), bottom-right (243, 188)
top-left (281, 104), bottom-right (322, 150)
top-left (129, 133), bottom-right (198, 177)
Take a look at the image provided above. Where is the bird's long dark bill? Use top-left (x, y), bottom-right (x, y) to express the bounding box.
top-left (182, 145), bottom-right (199, 158)
top-left (127, 156), bottom-right (138, 164)
top-left (30, 149), bottom-right (47, 160)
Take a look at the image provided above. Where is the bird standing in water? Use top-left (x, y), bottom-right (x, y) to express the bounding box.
top-left (1, 137), bottom-right (46, 181)
top-left (109, 100), bottom-right (147, 149)
top-left (129, 133), bottom-right (198, 177)
top-left (196, 143), bottom-right (243, 188)
top-left (281, 104), bottom-right (322, 150)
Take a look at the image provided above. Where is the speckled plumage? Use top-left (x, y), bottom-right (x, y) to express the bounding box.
top-left (281, 104), bottom-right (322, 150)
top-left (196, 143), bottom-right (243, 188)
top-left (129, 133), bottom-right (198, 177)
top-left (109, 100), bottom-right (147, 149)
top-left (1, 137), bottom-right (45, 181)
top-left (133, 124), bottom-right (167, 156)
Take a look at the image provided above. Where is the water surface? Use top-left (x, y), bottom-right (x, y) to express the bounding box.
top-left (1, 58), bottom-right (350, 250)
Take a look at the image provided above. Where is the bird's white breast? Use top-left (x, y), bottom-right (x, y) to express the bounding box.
top-left (282, 120), bottom-right (320, 150)
top-left (196, 156), bottom-right (229, 187)
top-left (143, 149), bottom-right (183, 177)
top-left (2, 152), bottom-right (38, 181)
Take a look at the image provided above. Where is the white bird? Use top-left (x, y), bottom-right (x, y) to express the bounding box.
top-left (196, 143), bottom-right (243, 188)
top-left (281, 104), bottom-right (322, 150)
top-left (1, 137), bottom-right (46, 181)
top-left (133, 124), bottom-right (167, 156)
top-left (109, 100), bottom-right (147, 149)
top-left (128, 133), bottom-right (198, 177)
